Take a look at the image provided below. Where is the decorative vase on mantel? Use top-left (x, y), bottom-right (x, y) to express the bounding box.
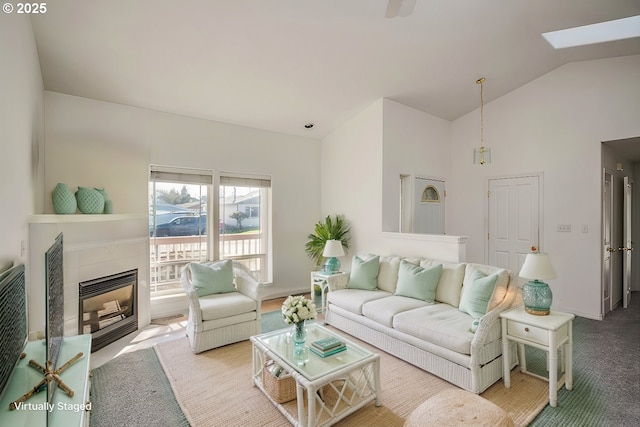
top-left (76, 186), bottom-right (105, 214)
top-left (52, 183), bottom-right (77, 214)
top-left (293, 321), bottom-right (307, 346)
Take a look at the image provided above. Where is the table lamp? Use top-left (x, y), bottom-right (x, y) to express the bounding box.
top-left (322, 240), bottom-right (345, 274)
top-left (519, 253), bottom-right (557, 315)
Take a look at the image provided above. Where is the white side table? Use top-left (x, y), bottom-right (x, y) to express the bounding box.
top-left (310, 271), bottom-right (348, 314)
top-left (500, 305), bottom-right (574, 407)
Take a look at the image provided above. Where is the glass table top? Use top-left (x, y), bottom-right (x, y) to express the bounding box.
top-left (253, 322), bottom-right (374, 381)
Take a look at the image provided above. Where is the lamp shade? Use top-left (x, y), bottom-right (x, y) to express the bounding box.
top-left (519, 253), bottom-right (556, 316)
top-left (322, 240), bottom-right (345, 258)
top-left (519, 253), bottom-right (557, 281)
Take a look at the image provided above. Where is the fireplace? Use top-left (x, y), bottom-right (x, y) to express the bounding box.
top-left (78, 269), bottom-right (138, 352)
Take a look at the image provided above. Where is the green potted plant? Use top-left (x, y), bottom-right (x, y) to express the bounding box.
top-left (305, 215), bottom-right (351, 287)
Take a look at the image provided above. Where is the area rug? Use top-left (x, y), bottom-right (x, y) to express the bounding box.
top-left (90, 347), bottom-right (189, 427)
top-left (155, 330), bottom-right (548, 426)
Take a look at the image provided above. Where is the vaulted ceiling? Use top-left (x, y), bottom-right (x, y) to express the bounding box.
top-left (30, 0), bottom-right (640, 139)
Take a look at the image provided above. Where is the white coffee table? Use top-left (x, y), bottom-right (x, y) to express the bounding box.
top-left (251, 323), bottom-right (381, 427)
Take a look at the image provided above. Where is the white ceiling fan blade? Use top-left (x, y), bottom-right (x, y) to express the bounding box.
top-left (385, 0), bottom-right (417, 18)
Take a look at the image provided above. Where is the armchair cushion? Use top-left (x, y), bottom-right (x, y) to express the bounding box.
top-left (190, 260), bottom-right (235, 297)
top-left (199, 291), bottom-right (258, 321)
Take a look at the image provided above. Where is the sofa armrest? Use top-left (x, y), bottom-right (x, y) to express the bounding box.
top-left (233, 262), bottom-right (262, 308)
top-left (327, 273), bottom-right (349, 291)
top-left (470, 281), bottom-right (517, 356)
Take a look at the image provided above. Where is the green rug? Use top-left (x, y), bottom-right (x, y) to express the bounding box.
top-left (90, 347), bottom-right (190, 427)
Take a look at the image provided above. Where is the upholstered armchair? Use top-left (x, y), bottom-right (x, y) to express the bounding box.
top-left (181, 260), bottom-right (262, 353)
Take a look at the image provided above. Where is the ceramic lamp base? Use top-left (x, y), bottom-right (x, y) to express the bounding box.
top-left (323, 257), bottom-right (341, 274)
top-left (522, 279), bottom-right (552, 316)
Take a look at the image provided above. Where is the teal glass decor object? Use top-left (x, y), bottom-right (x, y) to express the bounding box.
top-left (52, 183), bottom-right (77, 214)
top-left (522, 280), bottom-right (553, 315)
top-left (76, 186), bottom-right (105, 214)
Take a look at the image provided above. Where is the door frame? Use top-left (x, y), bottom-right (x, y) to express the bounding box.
top-left (485, 172), bottom-right (544, 266)
top-left (602, 169), bottom-right (614, 316)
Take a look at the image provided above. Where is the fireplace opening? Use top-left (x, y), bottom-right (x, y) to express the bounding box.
top-left (78, 269), bottom-right (138, 352)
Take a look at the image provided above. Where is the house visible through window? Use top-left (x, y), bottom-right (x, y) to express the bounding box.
top-left (219, 174), bottom-right (271, 283)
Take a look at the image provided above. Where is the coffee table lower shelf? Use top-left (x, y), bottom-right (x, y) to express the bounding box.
top-left (251, 338), bottom-right (380, 427)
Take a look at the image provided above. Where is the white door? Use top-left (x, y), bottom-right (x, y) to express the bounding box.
top-left (488, 175), bottom-right (540, 274)
top-left (603, 171), bottom-right (613, 315)
top-left (622, 176), bottom-right (633, 308)
top-left (414, 177), bottom-right (445, 234)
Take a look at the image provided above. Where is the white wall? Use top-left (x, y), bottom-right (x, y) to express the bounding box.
top-left (0, 14), bottom-right (44, 296)
top-left (448, 55), bottom-right (640, 319)
top-left (43, 92), bottom-right (322, 299)
top-left (382, 99), bottom-right (451, 233)
top-left (321, 98), bottom-right (466, 262)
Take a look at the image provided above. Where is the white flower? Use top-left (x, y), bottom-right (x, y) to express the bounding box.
top-left (282, 295), bottom-right (317, 324)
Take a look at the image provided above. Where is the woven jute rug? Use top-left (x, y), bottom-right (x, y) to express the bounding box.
top-left (155, 331), bottom-right (548, 426)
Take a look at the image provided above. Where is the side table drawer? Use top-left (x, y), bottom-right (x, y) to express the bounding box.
top-left (508, 320), bottom-right (566, 346)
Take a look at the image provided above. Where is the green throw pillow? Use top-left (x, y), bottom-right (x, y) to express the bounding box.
top-left (190, 260), bottom-right (235, 297)
top-left (458, 269), bottom-right (499, 319)
top-left (395, 261), bottom-right (442, 302)
top-left (346, 256), bottom-right (379, 290)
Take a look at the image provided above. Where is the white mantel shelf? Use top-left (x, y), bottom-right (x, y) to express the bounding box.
top-left (29, 214), bottom-right (147, 224)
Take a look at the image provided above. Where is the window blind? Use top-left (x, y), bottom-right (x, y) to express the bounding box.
top-left (149, 166), bottom-right (213, 185)
top-left (220, 173), bottom-right (271, 188)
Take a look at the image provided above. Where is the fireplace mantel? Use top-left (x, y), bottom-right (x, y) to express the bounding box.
top-left (29, 214), bottom-right (147, 224)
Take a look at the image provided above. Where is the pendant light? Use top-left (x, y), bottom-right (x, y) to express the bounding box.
top-left (474, 77), bottom-right (491, 165)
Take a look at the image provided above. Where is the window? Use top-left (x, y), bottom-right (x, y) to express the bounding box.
top-left (149, 166), bottom-right (212, 296)
top-left (219, 174), bottom-right (271, 283)
top-left (148, 167), bottom-right (272, 298)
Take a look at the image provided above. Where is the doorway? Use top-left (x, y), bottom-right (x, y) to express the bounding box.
top-left (487, 174), bottom-right (541, 274)
top-left (602, 170), bottom-right (613, 316)
top-left (399, 175), bottom-right (445, 234)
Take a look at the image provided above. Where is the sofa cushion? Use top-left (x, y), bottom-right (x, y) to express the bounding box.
top-left (347, 255), bottom-right (380, 290)
top-left (327, 289), bottom-right (391, 315)
top-left (377, 256), bottom-right (401, 293)
top-left (362, 295), bottom-right (432, 327)
top-left (393, 304), bottom-right (476, 355)
top-left (458, 268), bottom-right (499, 319)
top-left (198, 291), bottom-right (257, 321)
top-left (463, 264), bottom-right (510, 311)
top-left (190, 260), bottom-right (235, 297)
top-left (421, 260), bottom-right (465, 307)
top-left (395, 261), bottom-right (442, 302)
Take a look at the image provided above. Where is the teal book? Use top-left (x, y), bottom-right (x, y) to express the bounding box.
top-left (311, 337), bottom-right (344, 351)
top-left (309, 344), bottom-right (346, 358)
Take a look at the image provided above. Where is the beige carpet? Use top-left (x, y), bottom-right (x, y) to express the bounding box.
top-left (155, 332), bottom-right (548, 427)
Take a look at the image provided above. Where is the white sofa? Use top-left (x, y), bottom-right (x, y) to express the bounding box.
top-left (325, 255), bottom-right (518, 393)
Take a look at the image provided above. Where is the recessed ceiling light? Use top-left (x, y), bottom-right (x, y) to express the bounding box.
top-left (542, 15), bottom-right (640, 49)
top-left (304, 123), bottom-right (314, 129)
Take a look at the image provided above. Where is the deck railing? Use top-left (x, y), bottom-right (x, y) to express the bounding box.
top-left (150, 233), bottom-right (264, 293)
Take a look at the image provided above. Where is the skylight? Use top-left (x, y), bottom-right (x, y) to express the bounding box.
top-left (542, 15), bottom-right (640, 49)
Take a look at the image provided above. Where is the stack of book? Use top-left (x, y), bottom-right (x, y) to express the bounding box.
top-left (309, 337), bottom-right (346, 357)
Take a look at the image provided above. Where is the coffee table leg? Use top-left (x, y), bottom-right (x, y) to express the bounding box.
top-left (296, 382), bottom-right (307, 427)
top-left (374, 358), bottom-right (381, 406)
